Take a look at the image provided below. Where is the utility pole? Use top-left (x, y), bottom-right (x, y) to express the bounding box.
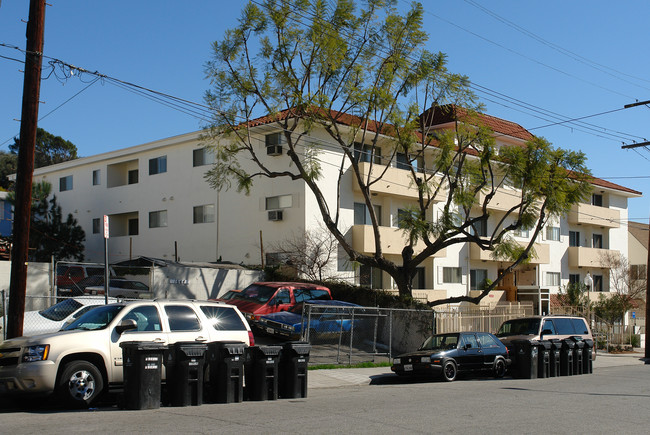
top-left (7, 0), bottom-right (46, 339)
top-left (646, 218), bottom-right (650, 360)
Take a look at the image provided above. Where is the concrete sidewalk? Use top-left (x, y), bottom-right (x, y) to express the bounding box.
top-left (307, 352), bottom-right (648, 389)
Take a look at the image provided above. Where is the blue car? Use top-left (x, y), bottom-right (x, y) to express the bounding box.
top-left (255, 299), bottom-right (361, 340)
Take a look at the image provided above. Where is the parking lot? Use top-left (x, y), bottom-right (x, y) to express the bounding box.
top-left (0, 353), bottom-right (646, 434)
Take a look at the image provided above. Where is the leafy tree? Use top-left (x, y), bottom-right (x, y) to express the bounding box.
top-left (10, 127), bottom-right (79, 168)
top-left (556, 282), bottom-right (591, 314)
top-left (8, 181), bottom-right (85, 261)
top-left (0, 151), bottom-right (17, 190)
top-left (203, 0), bottom-right (591, 305)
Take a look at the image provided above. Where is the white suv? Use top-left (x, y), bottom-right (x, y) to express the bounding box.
top-left (0, 300), bottom-right (253, 406)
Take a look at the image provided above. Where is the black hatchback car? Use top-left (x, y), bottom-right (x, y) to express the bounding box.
top-left (391, 332), bottom-right (511, 381)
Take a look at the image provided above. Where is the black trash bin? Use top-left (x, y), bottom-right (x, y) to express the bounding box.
top-left (120, 341), bottom-right (167, 410)
top-left (537, 340), bottom-right (551, 379)
top-left (244, 345), bottom-right (282, 401)
top-left (279, 342), bottom-right (311, 399)
top-left (560, 339), bottom-right (575, 376)
top-left (513, 340), bottom-right (538, 379)
top-left (582, 339), bottom-right (594, 374)
top-left (165, 342), bottom-right (207, 407)
top-left (549, 339), bottom-right (562, 377)
top-left (571, 336), bottom-right (584, 375)
top-left (205, 341), bottom-right (246, 403)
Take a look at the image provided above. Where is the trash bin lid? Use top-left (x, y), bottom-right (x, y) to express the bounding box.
top-left (174, 342), bottom-right (208, 357)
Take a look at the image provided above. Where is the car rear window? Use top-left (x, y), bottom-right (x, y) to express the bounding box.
top-left (165, 305), bottom-right (202, 331)
top-left (552, 318), bottom-right (576, 335)
top-left (477, 333), bottom-right (501, 348)
top-left (40, 299), bottom-right (84, 321)
top-left (200, 306), bottom-right (247, 331)
top-left (307, 289), bottom-right (331, 300)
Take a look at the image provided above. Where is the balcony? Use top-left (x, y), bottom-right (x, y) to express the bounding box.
top-left (568, 203), bottom-right (620, 228)
top-left (470, 241), bottom-right (550, 264)
top-left (476, 188), bottom-right (522, 212)
top-left (353, 162), bottom-right (446, 201)
top-left (351, 225), bottom-right (446, 257)
top-left (568, 247), bottom-right (619, 269)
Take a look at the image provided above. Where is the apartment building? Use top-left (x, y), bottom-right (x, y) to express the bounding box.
top-left (29, 110), bottom-right (641, 313)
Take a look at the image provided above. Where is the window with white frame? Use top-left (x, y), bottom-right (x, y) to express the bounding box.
top-left (569, 274), bottom-right (581, 285)
top-left (92, 218), bottom-right (100, 234)
top-left (592, 193), bottom-right (603, 207)
top-left (354, 202), bottom-right (382, 226)
top-left (443, 267), bottom-right (463, 284)
top-left (59, 175), bottom-right (73, 192)
top-left (128, 169), bottom-right (139, 184)
top-left (592, 233), bottom-right (603, 249)
top-left (354, 142), bottom-right (382, 164)
top-left (514, 225), bottom-right (530, 238)
top-left (631, 264), bottom-right (647, 280)
top-left (92, 170), bottom-right (100, 186)
top-left (193, 204), bottom-right (215, 224)
top-left (193, 147), bottom-right (215, 167)
top-left (546, 225), bottom-right (560, 241)
top-left (149, 156), bottom-right (167, 175)
top-left (593, 274), bottom-right (603, 291)
top-left (470, 219), bottom-right (488, 237)
top-left (149, 210), bottom-right (168, 228)
top-left (470, 269), bottom-right (488, 290)
top-left (546, 272), bottom-right (561, 286)
top-left (360, 265), bottom-right (383, 289)
top-left (569, 231), bottom-right (580, 247)
top-left (265, 194), bottom-right (292, 210)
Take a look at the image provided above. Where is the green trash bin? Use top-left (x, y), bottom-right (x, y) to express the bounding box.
top-left (165, 342), bottom-right (207, 407)
top-left (279, 341), bottom-right (310, 399)
top-left (244, 345), bottom-right (281, 401)
top-left (120, 341), bottom-right (167, 410)
top-left (205, 341), bottom-right (246, 403)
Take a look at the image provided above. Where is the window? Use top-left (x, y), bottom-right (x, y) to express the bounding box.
top-left (593, 274), bottom-right (603, 291)
top-left (546, 226), bottom-right (560, 241)
top-left (471, 219), bottom-right (488, 237)
top-left (193, 147), bottom-right (214, 167)
top-left (149, 210), bottom-right (167, 228)
top-left (92, 170), bottom-right (100, 186)
top-left (569, 274), bottom-right (581, 285)
top-left (270, 289), bottom-right (291, 305)
top-left (592, 193), bottom-right (603, 207)
top-left (164, 305), bottom-right (201, 331)
top-left (514, 225), bottom-right (530, 238)
top-left (128, 169), bottom-right (139, 185)
top-left (149, 156), bottom-right (167, 175)
top-left (59, 175), bottom-right (73, 192)
top-left (354, 202), bottom-right (382, 226)
top-left (460, 334), bottom-right (478, 349)
top-left (470, 269), bottom-right (488, 290)
top-left (396, 153), bottom-right (423, 171)
top-left (412, 267), bottom-right (425, 290)
top-left (128, 218), bottom-right (139, 236)
top-left (592, 233), bottom-right (603, 249)
top-left (354, 142), bottom-right (382, 164)
top-left (193, 204), bottom-right (215, 224)
top-left (200, 306), bottom-right (247, 331)
top-left (360, 265), bottom-right (382, 289)
top-left (265, 194), bottom-right (292, 210)
top-left (477, 333), bottom-right (500, 349)
top-left (569, 231), bottom-right (580, 247)
top-left (92, 218), bottom-right (100, 234)
top-left (443, 267), bottom-right (463, 284)
top-left (541, 319), bottom-right (557, 335)
top-left (546, 272), bottom-right (561, 286)
top-left (265, 132), bottom-right (285, 156)
top-left (396, 209), bottom-right (413, 228)
top-left (631, 264), bottom-right (647, 280)
top-left (122, 305), bottom-right (162, 332)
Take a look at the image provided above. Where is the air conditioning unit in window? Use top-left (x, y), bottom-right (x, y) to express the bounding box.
top-left (267, 145), bottom-right (283, 156)
top-left (268, 210), bottom-right (284, 221)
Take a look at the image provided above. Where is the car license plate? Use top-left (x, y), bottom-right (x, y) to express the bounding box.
top-left (404, 364), bottom-right (413, 371)
top-left (266, 327), bottom-right (275, 334)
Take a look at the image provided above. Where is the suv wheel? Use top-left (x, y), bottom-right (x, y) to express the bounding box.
top-left (57, 361), bottom-right (104, 407)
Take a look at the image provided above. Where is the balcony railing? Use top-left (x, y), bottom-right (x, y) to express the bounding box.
top-left (568, 203), bottom-right (620, 228)
top-left (469, 241), bottom-right (550, 264)
top-left (353, 162), bottom-right (446, 201)
top-left (351, 225), bottom-right (446, 257)
top-left (568, 246), bottom-right (619, 268)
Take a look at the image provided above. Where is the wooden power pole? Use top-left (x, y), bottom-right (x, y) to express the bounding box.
top-left (7, 0), bottom-right (46, 339)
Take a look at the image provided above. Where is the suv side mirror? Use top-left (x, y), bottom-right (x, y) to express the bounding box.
top-left (115, 318), bottom-right (137, 334)
top-left (464, 343), bottom-right (472, 350)
top-left (540, 328), bottom-right (553, 338)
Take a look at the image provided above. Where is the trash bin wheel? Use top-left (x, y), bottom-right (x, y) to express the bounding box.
top-left (442, 360), bottom-right (457, 382)
top-left (57, 360), bottom-right (104, 407)
top-left (493, 358), bottom-right (507, 378)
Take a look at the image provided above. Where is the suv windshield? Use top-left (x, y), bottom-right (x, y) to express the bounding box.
top-left (39, 299), bottom-right (84, 321)
top-left (63, 304), bottom-right (125, 331)
top-left (496, 318), bottom-right (541, 337)
top-left (419, 334), bottom-right (459, 351)
top-left (234, 284), bottom-right (278, 303)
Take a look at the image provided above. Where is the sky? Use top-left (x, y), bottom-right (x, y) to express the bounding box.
top-left (1, 1), bottom-right (649, 223)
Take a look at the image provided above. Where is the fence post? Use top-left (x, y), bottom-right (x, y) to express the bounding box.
top-left (388, 310), bottom-right (393, 360)
top-left (1, 289), bottom-right (6, 340)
